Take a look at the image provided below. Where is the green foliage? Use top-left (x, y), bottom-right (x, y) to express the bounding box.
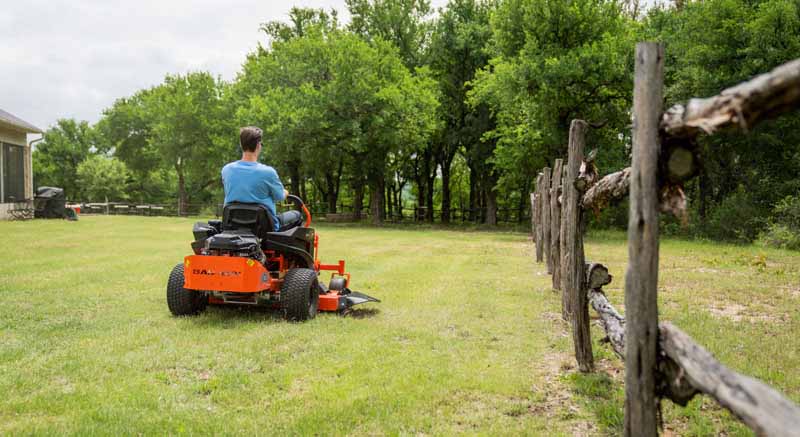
top-left (28, 0), bottom-right (800, 232)
top-left (759, 195), bottom-right (800, 250)
top-left (471, 0), bottom-right (637, 202)
top-left (236, 25), bottom-right (438, 219)
top-left (32, 119), bottom-right (102, 198)
top-left (76, 155), bottom-right (131, 202)
top-left (647, 0), bottom-right (800, 238)
top-left (346, 0), bottom-right (433, 68)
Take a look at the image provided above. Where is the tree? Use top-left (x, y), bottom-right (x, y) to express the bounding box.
top-left (76, 155), bottom-right (131, 202)
top-left (32, 119), bottom-right (101, 199)
top-left (236, 25), bottom-right (438, 224)
top-left (647, 0), bottom-right (800, 239)
top-left (346, 0), bottom-right (433, 69)
top-left (143, 72), bottom-right (232, 215)
top-left (428, 0), bottom-right (494, 223)
top-left (470, 0), bottom-right (636, 223)
top-left (96, 92), bottom-right (175, 204)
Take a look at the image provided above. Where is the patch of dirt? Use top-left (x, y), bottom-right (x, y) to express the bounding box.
top-left (707, 303), bottom-right (747, 322)
top-left (706, 303), bottom-right (787, 324)
top-left (528, 351), bottom-right (597, 434)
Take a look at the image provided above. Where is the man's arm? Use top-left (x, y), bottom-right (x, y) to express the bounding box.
top-left (265, 168), bottom-right (287, 202)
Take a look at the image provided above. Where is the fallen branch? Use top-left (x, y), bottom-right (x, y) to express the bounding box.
top-left (661, 58), bottom-right (800, 138)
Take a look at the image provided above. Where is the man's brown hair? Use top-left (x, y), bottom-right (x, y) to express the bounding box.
top-left (240, 126), bottom-right (262, 152)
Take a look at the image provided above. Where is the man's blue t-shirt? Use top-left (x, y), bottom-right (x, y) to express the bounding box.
top-left (221, 161), bottom-right (286, 231)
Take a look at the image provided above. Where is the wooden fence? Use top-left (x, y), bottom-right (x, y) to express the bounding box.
top-left (530, 43), bottom-right (800, 436)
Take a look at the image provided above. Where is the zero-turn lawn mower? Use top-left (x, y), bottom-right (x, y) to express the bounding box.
top-left (166, 195), bottom-right (379, 320)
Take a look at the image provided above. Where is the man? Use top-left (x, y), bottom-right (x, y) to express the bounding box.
top-left (222, 126), bottom-right (301, 231)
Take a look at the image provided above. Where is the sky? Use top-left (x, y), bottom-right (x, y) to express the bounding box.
top-left (1, 0), bottom-right (448, 136)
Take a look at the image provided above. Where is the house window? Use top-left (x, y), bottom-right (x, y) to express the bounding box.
top-left (2, 142), bottom-right (25, 203)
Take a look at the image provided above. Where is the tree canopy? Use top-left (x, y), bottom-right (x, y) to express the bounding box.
top-left (30, 0), bottom-right (800, 243)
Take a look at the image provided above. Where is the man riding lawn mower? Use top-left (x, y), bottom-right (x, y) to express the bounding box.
top-left (166, 126), bottom-right (378, 320)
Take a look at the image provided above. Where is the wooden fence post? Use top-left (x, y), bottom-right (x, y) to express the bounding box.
top-left (534, 173), bottom-right (544, 263)
top-left (541, 168), bottom-right (552, 273)
top-left (550, 159), bottom-right (563, 290)
top-left (624, 42), bottom-right (664, 437)
top-left (560, 183), bottom-right (569, 320)
top-left (530, 191), bottom-right (537, 241)
top-left (564, 120), bottom-right (593, 372)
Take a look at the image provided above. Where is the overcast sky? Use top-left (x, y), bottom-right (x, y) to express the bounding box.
top-left (2, 0), bottom-right (448, 136)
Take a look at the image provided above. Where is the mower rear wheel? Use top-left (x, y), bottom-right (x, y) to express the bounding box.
top-left (281, 268), bottom-right (319, 321)
top-left (166, 263), bottom-right (208, 316)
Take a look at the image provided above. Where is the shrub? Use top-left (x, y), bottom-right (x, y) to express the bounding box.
top-left (702, 187), bottom-right (768, 242)
top-left (758, 195), bottom-right (800, 250)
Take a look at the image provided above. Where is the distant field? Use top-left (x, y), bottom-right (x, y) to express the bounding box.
top-left (0, 216), bottom-right (797, 435)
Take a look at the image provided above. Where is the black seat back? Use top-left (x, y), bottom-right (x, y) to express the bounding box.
top-left (222, 202), bottom-right (274, 239)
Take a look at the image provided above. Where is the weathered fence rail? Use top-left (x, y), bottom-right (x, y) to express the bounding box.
top-left (529, 43), bottom-right (800, 436)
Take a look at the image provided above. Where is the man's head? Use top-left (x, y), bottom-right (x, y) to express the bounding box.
top-left (239, 126), bottom-right (263, 153)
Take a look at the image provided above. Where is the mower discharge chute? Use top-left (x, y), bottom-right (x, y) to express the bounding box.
top-left (166, 195), bottom-right (379, 320)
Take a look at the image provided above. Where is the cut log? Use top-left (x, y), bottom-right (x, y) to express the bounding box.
top-left (661, 58), bottom-right (800, 138)
top-left (550, 159), bottom-right (564, 291)
top-left (582, 167), bottom-right (631, 211)
top-left (659, 323), bottom-right (800, 437)
top-left (586, 263), bottom-right (612, 289)
top-left (625, 42), bottom-right (664, 437)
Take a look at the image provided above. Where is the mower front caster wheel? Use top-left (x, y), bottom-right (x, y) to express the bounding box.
top-left (281, 268), bottom-right (319, 321)
top-left (166, 263), bottom-right (208, 316)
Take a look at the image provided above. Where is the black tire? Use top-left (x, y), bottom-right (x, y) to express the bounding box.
top-left (329, 277), bottom-right (347, 292)
top-left (166, 263), bottom-right (207, 316)
top-left (281, 268), bottom-right (319, 321)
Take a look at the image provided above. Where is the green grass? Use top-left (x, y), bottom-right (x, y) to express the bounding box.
top-left (0, 217), bottom-right (798, 435)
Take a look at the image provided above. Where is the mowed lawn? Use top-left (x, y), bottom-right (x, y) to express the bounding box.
top-left (0, 216), bottom-right (798, 435)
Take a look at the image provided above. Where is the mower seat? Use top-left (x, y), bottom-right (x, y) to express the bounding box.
top-left (222, 202), bottom-right (275, 240)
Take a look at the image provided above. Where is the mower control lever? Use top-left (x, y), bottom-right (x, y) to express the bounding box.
top-left (286, 194), bottom-right (312, 227)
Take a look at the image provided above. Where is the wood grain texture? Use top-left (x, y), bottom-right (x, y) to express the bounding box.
top-left (624, 42), bottom-right (664, 437)
top-left (534, 173), bottom-right (544, 263)
top-left (550, 159), bottom-right (563, 291)
top-left (659, 323), bottom-right (800, 437)
top-left (564, 120), bottom-right (593, 372)
top-left (582, 167), bottom-right (631, 212)
top-left (542, 167), bottom-right (552, 274)
top-left (661, 58), bottom-right (800, 138)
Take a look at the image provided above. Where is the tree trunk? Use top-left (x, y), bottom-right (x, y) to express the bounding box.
top-left (426, 173), bottom-right (435, 222)
top-left (353, 178), bottom-right (364, 220)
top-left (289, 162), bottom-right (301, 195)
top-left (485, 184), bottom-right (497, 225)
top-left (468, 167), bottom-right (478, 222)
top-left (441, 157), bottom-right (452, 223)
top-left (386, 182), bottom-right (393, 220)
top-left (176, 163), bottom-right (187, 216)
top-left (325, 173), bottom-right (337, 214)
top-left (369, 174), bottom-right (385, 225)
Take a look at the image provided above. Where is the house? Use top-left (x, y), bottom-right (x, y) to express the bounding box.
top-left (0, 108), bottom-right (43, 219)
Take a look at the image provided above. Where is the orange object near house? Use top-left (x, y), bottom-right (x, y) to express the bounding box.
top-left (183, 255), bottom-right (271, 293)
